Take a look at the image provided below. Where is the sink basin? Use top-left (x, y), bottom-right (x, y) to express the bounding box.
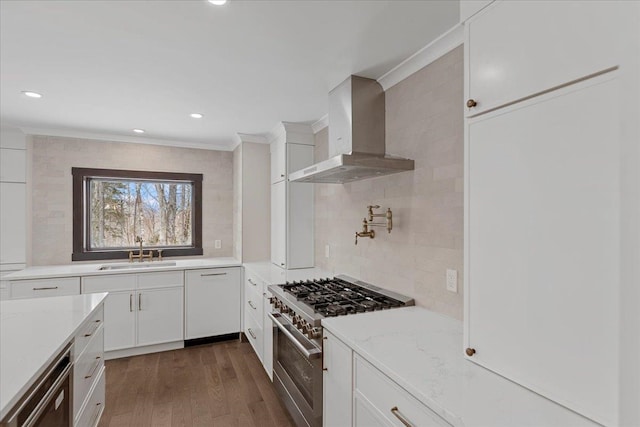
top-left (98, 261), bottom-right (177, 271)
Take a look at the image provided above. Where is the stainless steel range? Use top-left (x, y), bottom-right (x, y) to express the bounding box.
top-left (267, 275), bottom-right (414, 427)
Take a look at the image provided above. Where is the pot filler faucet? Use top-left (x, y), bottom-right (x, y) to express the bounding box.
top-left (355, 205), bottom-right (393, 245)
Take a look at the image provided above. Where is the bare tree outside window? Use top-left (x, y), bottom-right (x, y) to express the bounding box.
top-left (88, 180), bottom-right (193, 249)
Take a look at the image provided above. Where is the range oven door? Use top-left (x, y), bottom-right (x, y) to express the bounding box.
top-left (269, 312), bottom-right (323, 427)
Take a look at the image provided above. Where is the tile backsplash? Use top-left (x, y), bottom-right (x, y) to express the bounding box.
top-left (30, 136), bottom-right (234, 265)
top-left (314, 47), bottom-right (464, 319)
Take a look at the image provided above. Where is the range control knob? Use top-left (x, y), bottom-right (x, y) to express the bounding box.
top-left (282, 305), bottom-right (290, 314)
top-left (307, 327), bottom-right (322, 340)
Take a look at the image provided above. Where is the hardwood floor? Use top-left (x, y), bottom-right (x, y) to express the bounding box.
top-left (98, 340), bottom-right (295, 427)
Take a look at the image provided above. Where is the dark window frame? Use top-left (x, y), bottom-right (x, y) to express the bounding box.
top-left (72, 167), bottom-right (203, 261)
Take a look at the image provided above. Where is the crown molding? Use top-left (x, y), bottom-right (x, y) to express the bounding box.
top-left (311, 115), bottom-right (328, 134)
top-left (377, 24), bottom-right (464, 91)
top-left (267, 121), bottom-right (314, 144)
top-left (232, 132), bottom-right (269, 150)
top-left (19, 127), bottom-right (234, 151)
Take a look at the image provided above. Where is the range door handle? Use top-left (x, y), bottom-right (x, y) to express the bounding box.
top-left (268, 312), bottom-right (321, 360)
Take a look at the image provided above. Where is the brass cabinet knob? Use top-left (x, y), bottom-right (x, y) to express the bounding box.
top-left (465, 347), bottom-right (476, 357)
top-left (466, 99), bottom-right (477, 108)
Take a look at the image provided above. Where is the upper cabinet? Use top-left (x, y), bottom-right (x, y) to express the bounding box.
top-left (464, 2), bottom-right (639, 426)
top-left (270, 141), bottom-right (286, 184)
top-left (465, 1), bottom-right (624, 117)
top-left (269, 122), bottom-right (315, 269)
top-left (0, 128), bottom-right (27, 269)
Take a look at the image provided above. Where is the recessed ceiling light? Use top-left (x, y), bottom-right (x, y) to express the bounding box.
top-left (190, 113), bottom-right (204, 119)
top-left (208, 0), bottom-right (227, 5)
top-left (133, 129), bottom-right (145, 134)
top-left (22, 91), bottom-right (42, 98)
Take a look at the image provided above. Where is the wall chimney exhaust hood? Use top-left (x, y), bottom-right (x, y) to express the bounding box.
top-left (289, 75), bottom-right (414, 184)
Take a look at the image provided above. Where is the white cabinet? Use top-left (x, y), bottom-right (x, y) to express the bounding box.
top-left (102, 291), bottom-right (136, 351)
top-left (353, 394), bottom-right (388, 427)
top-left (137, 287), bottom-right (183, 346)
top-left (466, 74), bottom-right (620, 426)
top-left (0, 183), bottom-right (26, 265)
top-left (185, 267), bottom-right (241, 339)
top-left (9, 276), bottom-right (80, 299)
top-left (466, 1), bottom-right (624, 117)
top-left (244, 270), bottom-right (265, 362)
top-left (322, 330), bottom-right (352, 427)
top-left (354, 355), bottom-right (451, 427)
top-left (82, 271), bottom-right (184, 354)
top-left (0, 128), bottom-right (27, 273)
top-left (271, 181), bottom-right (286, 268)
top-left (269, 122), bottom-right (315, 270)
top-left (0, 149), bottom-right (26, 182)
top-left (463, 2), bottom-right (638, 424)
top-left (243, 266), bottom-right (276, 379)
top-left (73, 304), bottom-right (105, 427)
top-left (270, 141), bottom-right (286, 184)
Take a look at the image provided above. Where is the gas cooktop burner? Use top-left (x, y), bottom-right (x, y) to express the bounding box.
top-left (280, 277), bottom-right (406, 317)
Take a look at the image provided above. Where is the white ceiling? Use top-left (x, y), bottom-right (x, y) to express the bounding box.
top-left (0, 0), bottom-right (459, 150)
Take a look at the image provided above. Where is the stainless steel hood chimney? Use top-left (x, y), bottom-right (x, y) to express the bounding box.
top-left (289, 75), bottom-right (414, 184)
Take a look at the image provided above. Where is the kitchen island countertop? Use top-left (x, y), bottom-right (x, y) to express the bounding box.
top-left (0, 293), bottom-right (107, 420)
top-left (322, 306), bottom-right (598, 427)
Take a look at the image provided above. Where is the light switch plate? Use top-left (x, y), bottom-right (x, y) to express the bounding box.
top-left (446, 269), bottom-right (458, 293)
top-left (325, 244), bottom-right (330, 258)
top-left (215, 240), bottom-right (221, 249)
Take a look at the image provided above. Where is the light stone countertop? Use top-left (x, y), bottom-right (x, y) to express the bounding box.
top-left (322, 307), bottom-right (598, 427)
top-left (243, 261), bottom-right (331, 285)
top-left (4, 257), bottom-right (241, 280)
top-left (0, 292), bottom-right (108, 420)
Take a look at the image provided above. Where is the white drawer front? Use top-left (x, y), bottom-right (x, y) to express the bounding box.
top-left (75, 367), bottom-right (105, 427)
top-left (74, 306), bottom-right (104, 359)
top-left (82, 274), bottom-right (136, 293)
top-left (11, 277), bottom-right (80, 299)
top-left (245, 270), bottom-right (263, 293)
top-left (354, 355), bottom-right (451, 427)
top-left (73, 326), bottom-right (104, 419)
top-left (245, 308), bottom-right (263, 362)
top-left (137, 270), bottom-right (183, 289)
top-left (245, 282), bottom-right (264, 325)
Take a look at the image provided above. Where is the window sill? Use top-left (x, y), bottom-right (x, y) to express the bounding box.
top-left (71, 247), bottom-right (203, 261)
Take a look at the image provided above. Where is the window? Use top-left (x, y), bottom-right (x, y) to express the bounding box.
top-left (72, 168), bottom-right (202, 261)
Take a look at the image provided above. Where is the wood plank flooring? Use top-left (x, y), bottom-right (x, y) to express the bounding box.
top-left (98, 340), bottom-right (295, 427)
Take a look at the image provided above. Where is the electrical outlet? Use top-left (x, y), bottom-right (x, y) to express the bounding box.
top-left (215, 240), bottom-right (221, 249)
top-left (446, 269), bottom-right (458, 293)
top-left (325, 244), bottom-right (330, 258)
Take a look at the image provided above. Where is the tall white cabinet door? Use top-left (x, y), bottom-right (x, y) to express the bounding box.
top-left (270, 141), bottom-right (286, 184)
top-left (185, 268), bottom-right (241, 339)
top-left (103, 292), bottom-right (136, 351)
top-left (271, 180), bottom-right (286, 268)
top-left (0, 149), bottom-right (26, 182)
top-left (466, 75), bottom-right (620, 426)
top-left (0, 182), bottom-right (26, 265)
top-left (137, 287), bottom-right (184, 346)
top-left (467, 1), bottom-right (623, 116)
top-left (323, 330), bottom-right (352, 427)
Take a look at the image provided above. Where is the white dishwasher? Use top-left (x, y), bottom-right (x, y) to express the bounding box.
top-left (184, 267), bottom-right (241, 341)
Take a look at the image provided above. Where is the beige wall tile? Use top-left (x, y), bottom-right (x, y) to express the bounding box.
top-left (314, 46), bottom-right (464, 320)
top-left (30, 136), bottom-right (234, 265)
